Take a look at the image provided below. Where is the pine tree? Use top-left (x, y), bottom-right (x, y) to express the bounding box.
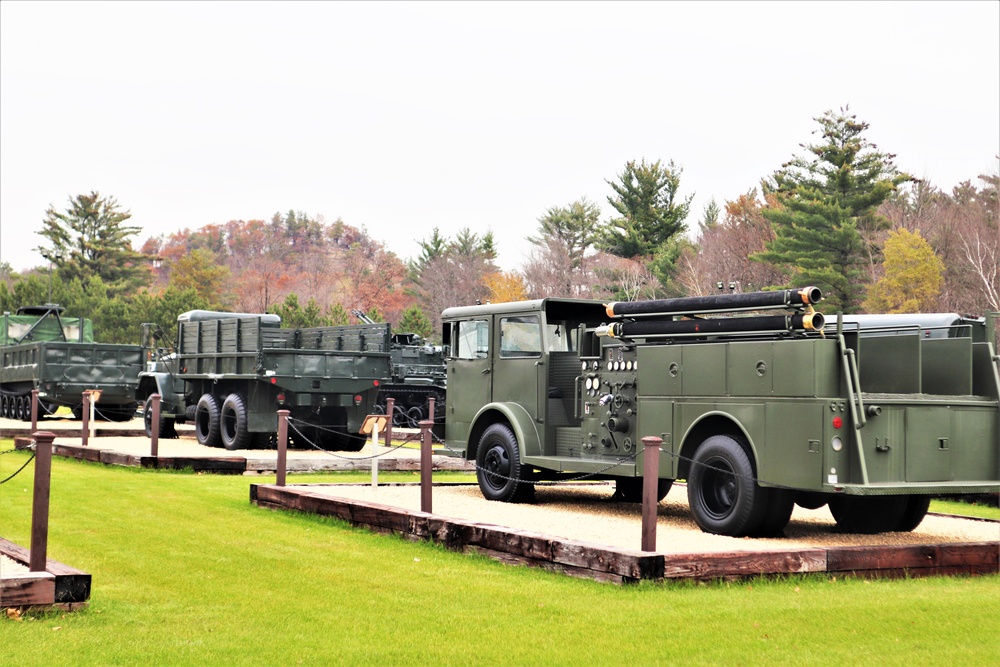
top-left (599, 159), bottom-right (692, 259)
top-left (753, 108), bottom-right (911, 312)
top-left (35, 192), bottom-right (151, 298)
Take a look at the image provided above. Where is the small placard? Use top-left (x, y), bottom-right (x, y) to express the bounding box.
top-left (360, 414), bottom-right (388, 435)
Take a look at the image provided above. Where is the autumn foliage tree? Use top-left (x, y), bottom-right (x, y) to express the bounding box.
top-left (864, 228), bottom-right (944, 313)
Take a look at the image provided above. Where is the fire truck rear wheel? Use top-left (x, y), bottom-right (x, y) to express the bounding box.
top-left (828, 495), bottom-right (908, 534)
top-left (476, 423), bottom-right (534, 503)
top-left (895, 495), bottom-right (931, 532)
top-left (687, 435), bottom-right (769, 537)
top-left (749, 487), bottom-right (795, 537)
top-left (195, 394), bottom-right (221, 448)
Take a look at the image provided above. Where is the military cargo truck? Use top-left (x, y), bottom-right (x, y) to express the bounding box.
top-left (439, 289), bottom-right (1000, 537)
top-left (351, 310), bottom-right (447, 427)
top-left (174, 310), bottom-right (393, 451)
top-left (134, 313), bottom-right (282, 438)
top-left (1, 305), bottom-right (143, 421)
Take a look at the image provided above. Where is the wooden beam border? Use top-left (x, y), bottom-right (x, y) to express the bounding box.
top-left (250, 483), bottom-right (1000, 584)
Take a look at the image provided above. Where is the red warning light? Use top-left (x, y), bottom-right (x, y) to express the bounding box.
top-left (832, 416), bottom-right (843, 429)
top-left (270, 377), bottom-right (277, 384)
top-left (373, 380), bottom-right (379, 387)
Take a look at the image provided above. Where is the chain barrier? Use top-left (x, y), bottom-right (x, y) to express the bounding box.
top-left (419, 414), bottom-right (808, 493)
top-left (287, 411), bottom-right (808, 494)
top-left (286, 417), bottom-right (416, 461)
top-left (0, 449), bottom-right (36, 485)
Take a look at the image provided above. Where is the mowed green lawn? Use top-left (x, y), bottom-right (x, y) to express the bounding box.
top-left (1, 446), bottom-right (998, 666)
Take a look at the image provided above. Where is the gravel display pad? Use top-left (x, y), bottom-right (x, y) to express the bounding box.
top-left (301, 481), bottom-right (999, 555)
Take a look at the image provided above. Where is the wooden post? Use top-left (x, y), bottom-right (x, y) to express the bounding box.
top-left (80, 392), bottom-right (91, 447)
top-left (276, 410), bottom-right (289, 487)
top-left (30, 389), bottom-right (39, 431)
top-left (371, 419), bottom-right (379, 488)
top-left (29, 431), bottom-right (55, 572)
top-left (641, 436), bottom-right (662, 553)
top-left (149, 393), bottom-right (161, 458)
top-left (428, 397), bottom-right (436, 430)
top-left (420, 418), bottom-right (433, 514)
top-left (385, 397), bottom-right (395, 448)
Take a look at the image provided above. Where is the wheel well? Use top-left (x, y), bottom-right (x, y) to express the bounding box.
top-left (467, 408), bottom-right (513, 461)
top-left (677, 415), bottom-right (756, 480)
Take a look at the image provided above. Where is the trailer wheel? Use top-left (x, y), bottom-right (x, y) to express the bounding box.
top-left (476, 423), bottom-right (534, 503)
top-left (406, 406), bottom-right (423, 428)
top-left (828, 495), bottom-right (908, 534)
top-left (143, 395), bottom-right (177, 439)
top-left (195, 394), bottom-right (221, 448)
top-left (220, 394), bottom-right (252, 451)
top-left (612, 477), bottom-right (673, 503)
top-left (0, 395), bottom-right (8, 418)
top-left (687, 435), bottom-right (768, 536)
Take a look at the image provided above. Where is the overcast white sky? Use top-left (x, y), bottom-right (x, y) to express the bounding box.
top-left (2, 1), bottom-right (998, 274)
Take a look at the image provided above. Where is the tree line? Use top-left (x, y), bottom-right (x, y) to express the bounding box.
top-left (1, 107), bottom-right (997, 345)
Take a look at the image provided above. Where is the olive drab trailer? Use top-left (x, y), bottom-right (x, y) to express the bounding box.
top-left (351, 310), bottom-right (447, 427)
top-left (1, 305), bottom-right (143, 421)
top-left (439, 289), bottom-right (1000, 537)
top-left (174, 310), bottom-right (393, 451)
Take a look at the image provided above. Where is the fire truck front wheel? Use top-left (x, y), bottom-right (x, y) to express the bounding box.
top-left (476, 423), bottom-right (534, 503)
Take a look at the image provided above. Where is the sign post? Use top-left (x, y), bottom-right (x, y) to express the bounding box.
top-left (361, 414), bottom-right (389, 489)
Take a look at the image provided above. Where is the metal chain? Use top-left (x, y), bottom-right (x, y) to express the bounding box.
top-left (286, 417), bottom-right (416, 461)
top-left (0, 452), bottom-right (36, 485)
top-left (289, 413), bottom-right (814, 493)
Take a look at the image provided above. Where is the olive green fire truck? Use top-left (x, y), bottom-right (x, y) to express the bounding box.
top-left (439, 289), bottom-right (1000, 537)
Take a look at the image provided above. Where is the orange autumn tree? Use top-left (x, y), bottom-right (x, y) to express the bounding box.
top-left (483, 271), bottom-right (528, 303)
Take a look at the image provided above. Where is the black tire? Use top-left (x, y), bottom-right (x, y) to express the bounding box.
top-left (143, 395), bottom-right (177, 439)
top-left (16, 395), bottom-right (31, 421)
top-left (220, 393), bottom-right (252, 451)
top-left (406, 406), bottom-right (423, 428)
top-left (100, 404), bottom-right (138, 422)
top-left (794, 492), bottom-right (828, 510)
top-left (0, 395), bottom-right (8, 419)
top-left (612, 477), bottom-right (673, 503)
top-left (195, 394), bottom-right (221, 448)
top-left (894, 495), bottom-right (931, 532)
top-left (687, 435), bottom-right (769, 537)
top-left (750, 488), bottom-right (795, 538)
top-left (828, 495), bottom-right (909, 534)
top-left (476, 423), bottom-right (534, 503)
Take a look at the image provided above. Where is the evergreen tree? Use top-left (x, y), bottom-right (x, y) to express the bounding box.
top-left (753, 108), bottom-right (911, 312)
top-left (529, 198), bottom-right (600, 271)
top-left (397, 304), bottom-right (433, 338)
top-left (35, 192), bottom-right (151, 298)
top-left (599, 159), bottom-right (692, 258)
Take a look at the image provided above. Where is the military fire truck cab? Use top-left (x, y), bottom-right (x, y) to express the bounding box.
top-left (440, 292), bottom-right (1000, 538)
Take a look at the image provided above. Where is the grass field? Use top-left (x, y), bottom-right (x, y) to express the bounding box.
top-left (1, 445), bottom-right (998, 666)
